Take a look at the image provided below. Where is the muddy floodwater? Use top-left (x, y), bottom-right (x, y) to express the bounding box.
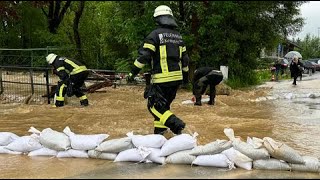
top-left (0, 75), bottom-right (320, 178)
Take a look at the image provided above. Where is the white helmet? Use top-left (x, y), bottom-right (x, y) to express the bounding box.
top-left (46, 53), bottom-right (57, 64)
top-left (153, 5), bottom-right (173, 17)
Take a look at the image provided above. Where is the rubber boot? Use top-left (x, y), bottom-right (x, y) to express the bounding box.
top-left (55, 100), bottom-right (64, 107)
top-left (208, 96), bottom-right (215, 105)
top-left (194, 95), bottom-right (202, 106)
top-left (164, 115), bottom-right (185, 135)
top-left (154, 127), bottom-right (168, 135)
top-left (80, 99), bottom-right (89, 106)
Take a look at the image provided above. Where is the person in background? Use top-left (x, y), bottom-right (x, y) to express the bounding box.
top-left (273, 58), bottom-right (282, 81)
top-left (192, 67), bottom-right (223, 106)
top-left (289, 56), bottom-right (304, 86)
top-left (127, 5), bottom-right (190, 135)
top-left (46, 53), bottom-right (89, 107)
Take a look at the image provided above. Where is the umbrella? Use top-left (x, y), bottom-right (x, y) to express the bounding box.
top-left (284, 51), bottom-right (302, 60)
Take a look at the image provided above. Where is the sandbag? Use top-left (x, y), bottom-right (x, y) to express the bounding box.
top-left (289, 156), bottom-right (320, 173)
top-left (160, 133), bottom-right (198, 157)
top-left (28, 147), bottom-right (57, 157)
top-left (263, 137), bottom-right (304, 164)
top-left (88, 150), bottom-right (117, 160)
top-left (232, 139), bottom-right (270, 160)
top-left (131, 134), bottom-right (167, 148)
top-left (192, 153), bottom-right (235, 169)
top-left (4, 135), bottom-right (42, 153)
top-left (28, 127), bottom-right (70, 151)
top-left (165, 150), bottom-right (196, 165)
top-left (224, 128), bottom-right (269, 160)
top-left (247, 137), bottom-right (264, 149)
top-left (56, 149), bottom-right (89, 158)
top-left (0, 132), bottom-right (19, 146)
top-left (95, 136), bottom-right (133, 153)
top-left (253, 158), bottom-right (291, 171)
top-left (0, 146), bottom-right (23, 155)
top-left (114, 147), bottom-right (151, 163)
top-left (63, 126), bottom-right (109, 150)
top-left (146, 148), bottom-right (166, 165)
top-left (190, 139), bottom-right (232, 156)
top-left (222, 147), bottom-right (253, 170)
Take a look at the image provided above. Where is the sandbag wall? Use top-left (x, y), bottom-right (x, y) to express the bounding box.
top-left (0, 126), bottom-right (319, 173)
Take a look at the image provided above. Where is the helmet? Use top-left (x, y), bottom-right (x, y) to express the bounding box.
top-left (46, 53), bottom-right (57, 64)
top-left (153, 5), bottom-right (173, 17)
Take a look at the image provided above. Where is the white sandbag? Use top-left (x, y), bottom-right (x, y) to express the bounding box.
top-left (160, 133), bottom-right (198, 157)
top-left (247, 137), bottom-right (264, 149)
top-left (192, 154), bottom-right (235, 169)
top-left (146, 148), bottom-right (166, 165)
top-left (190, 139), bottom-right (232, 156)
top-left (222, 147), bottom-right (253, 170)
top-left (253, 158), bottom-right (291, 171)
top-left (232, 139), bottom-right (270, 160)
top-left (263, 137), bottom-right (304, 164)
top-left (28, 127), bottom-right (70, 151)
top-left (0, 146), bottom-right (23, 155)
top-left (63, 126), bottom-right (109, 150)
top-left (0, 132), bottom-right (19, 146)
top-left (95, 136), bottom-right (133, 153)
top-left (165, 150), bottom-right (196, 165)
top-left (224, 128), bottom-right (269, 160)
top-left (132, 134), bottom-right (167, 148)
top-left (88, 150), bottom-right (117, 160)
top-left (4, 135), bottom-right (42, 153)
top-left (28, 147), bottom-right (57, 157)
top-left (289, 156), bottom-right (320, 173)
top-left (223, 128), bottom-right (237, 141)
top-left (56, 149), bottom-right (89, 158)
top-left (114, 147), bottom-right (151, 163)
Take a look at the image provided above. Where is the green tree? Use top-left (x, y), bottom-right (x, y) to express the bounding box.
top-left (298, 33), bottom-right (320, 59)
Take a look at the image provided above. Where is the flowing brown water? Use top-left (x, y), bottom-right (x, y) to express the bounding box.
top-left (0, 85), bottom-right (319, 178)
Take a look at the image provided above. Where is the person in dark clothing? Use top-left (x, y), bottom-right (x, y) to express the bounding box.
top-left (273, 58), bottom-right (282, 81)
top-left (127, 5), bottom-right (190, 135)
top-left (290, 56), bottom-right (304, 86)
top-left (192, 67), bottom-right (223, 106)
top-left (46, 53), bottom-right (89, 107)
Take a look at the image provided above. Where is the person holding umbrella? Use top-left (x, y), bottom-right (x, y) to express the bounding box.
top-left (289, 56), bottom-right (304, 86)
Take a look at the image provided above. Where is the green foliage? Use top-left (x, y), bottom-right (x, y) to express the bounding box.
top-left (298, 33), bottom-right (320, 59)
top-left (1, 1), bottom-right (307, 88)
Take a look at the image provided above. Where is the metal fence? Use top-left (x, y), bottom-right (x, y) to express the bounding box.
top-left (0, 66), bottom-right (52, 104)
top-left (0, 65), bottom-right (133, 105)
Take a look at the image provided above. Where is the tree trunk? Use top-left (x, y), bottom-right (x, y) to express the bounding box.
top-left (73, 1), bottom-right (85, 61)
top-left (45, 0), bottom-right (72, 34)
top-left (179, 1), bottom-right (184, 21)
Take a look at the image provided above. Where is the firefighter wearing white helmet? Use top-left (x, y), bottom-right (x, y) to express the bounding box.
top-left (46, 53), bottom-right (57, 65)
top-left (153, 5), bottom-right (173, 17)
top-left (127, 5), bottom-right (190, 135)
top-left (46, 53), bottom-right (89, 107)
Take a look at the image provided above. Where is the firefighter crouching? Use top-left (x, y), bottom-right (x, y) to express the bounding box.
top-left (127, 5), bottom-right (190, 135)
top-left (46, 53), bottom-right (89, 107)
top-left (193, 67), bottom-right (224, 106)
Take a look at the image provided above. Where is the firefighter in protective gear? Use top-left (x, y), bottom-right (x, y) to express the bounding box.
top-left (193, 67), bottom-right (223, 106)
top-left (127, 5), bottom-right (190, 135)
top-left (46, 53), bottom-right (89, 107)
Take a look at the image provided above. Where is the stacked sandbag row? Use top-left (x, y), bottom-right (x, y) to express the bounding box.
top-left (221, 128), bottom-right (320, 173)
top-left (0, 127), bottom-right (318, 173)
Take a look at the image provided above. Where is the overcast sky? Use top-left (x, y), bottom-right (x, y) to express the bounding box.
top-left (290, 1), bottom-right (320, 40)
